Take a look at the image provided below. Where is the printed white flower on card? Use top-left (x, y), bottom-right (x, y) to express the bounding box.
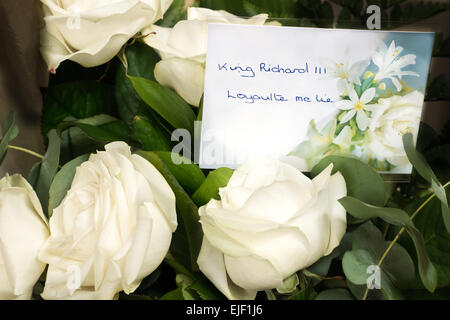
top-left (320, 56), bottom-right (369, 93)
top-left (335, 86), bottom-right (380, 131)
top-left (288, 119), bottom-right (353, 170)
top-left (372, 40), bottom-right (419, 91)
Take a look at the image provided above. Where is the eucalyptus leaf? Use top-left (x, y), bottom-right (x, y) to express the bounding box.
top-left (315, 288), bottom-right (354, 300)
top-left (403, 133), bottom-right (449, 233)
top-left (343, 222), bottom-right (415, 299)
top-left (0, 111), bottom-right (19, 165)
top-left (340, 197), bottom-right (437, 292)
top-left (36, 130), bottom-right (61, 215)
top-left (342, 249), bottom-right (375, 285)
top-left (27, 162), bottom-right (41, 189)
top-left (311, 155), bottom-right (385, 206)
top-left (407, 196), bottom-right (450, 288)
top-left (405, 226), bottom-right (438, 293)
top-left (403, 133), bottom-right (438, 183)
top-left (339, 196), bottom-right (413, 227)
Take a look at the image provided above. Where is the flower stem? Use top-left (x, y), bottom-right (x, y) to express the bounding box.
top-left (362, 181), bottom-right (450, 300)
top-left (7, 145), bottom-right (44, 159)
top-left (303, 269), bottom-right (344, 281)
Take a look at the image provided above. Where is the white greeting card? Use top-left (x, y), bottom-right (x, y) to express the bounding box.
top-left (199, 24), bottom-right (434, 173)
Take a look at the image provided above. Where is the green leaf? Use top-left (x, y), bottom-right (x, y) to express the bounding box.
top-left (157, 0), bottom-right (188, 27)
top-left (154, 152), bottom-right (205, 196)
top-left (27, 162), bottom-right (41, 189)
top-left (343, 222), bottom-right (415, 299)
top-left (137, 151), bottom-right (202, 271)
top-left (315, 288), bottom-right (355, 300)
top-left (343, 249), bottom-right (375, 285)
top-left (404, 196), bottom-right (450, 289)
top-left (132, 115), bottom-right (172, 152)
top-left (129, 76), bottom-right (195, 135)
top-left (339, 196), bottom-right (413, 227)
top-left (76, 121), bottom-right (130, 143)
top-left (339, 196), bottom-right (438, 292)
top-left (287, 287), bottom-right (317, 300)
top-left (175, 274), bottom-right (198, 300)
top-left (48, 154), bottom-right (89, 217)
top-left (164, 258), bottom-right (225, 300)
top-left (191, 168), bottom-right (234, 207)
top-left (403, 133), bottom-right (438, 183)
top-left (308, 232), bottom-right (352, 277)
top-left (160, 288), bottom-right (184, 300)
top-left (115, 42), bottom-right (161, 126)
top-left (405, 226), bottom-right (438, 293)
top-left (276, 274), bottom-right (299, 294)
top-left (432, 179), bottom-right (450, 233)
top-left (403, 133), bottom-right (449, 233)
top-left (58, 115), bottom-right (131, 144)
top-left (36, 130), bottom-right (61, 215)
top-left (311, 155), bottom-right (386, 206)
top-left (0, 112), bottom-right (19, 165)
top-left (42, 81), bottom-right (116, 137)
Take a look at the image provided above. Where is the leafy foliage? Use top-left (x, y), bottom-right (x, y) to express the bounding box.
top-left (0, 112), bottom-right (19, 165)
top-left (2, 0), bottom-right (448, 302)
top-left (41, 81), bottom-right (116, 138)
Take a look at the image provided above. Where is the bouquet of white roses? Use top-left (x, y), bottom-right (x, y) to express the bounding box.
top-left (0, 0), bottom-right (449, 301)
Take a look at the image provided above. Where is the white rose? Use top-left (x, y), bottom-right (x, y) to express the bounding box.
top-left (367, 90), bottom-right (423, 170)
top-left (0, 174), bottom-right (49, 300)
top-left (197, 159), bottom-right (347, 300)
top-left (39, 142), bottom-right (177, 299)
top-left (40, 0), bottom-right (173, 71)
top-left (142, 7), bottom-right (272, 106)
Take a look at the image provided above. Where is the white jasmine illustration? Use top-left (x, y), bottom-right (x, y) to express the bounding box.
top-left (289, 40), bottom-right (425, 173)
top-left (372, 40), bottom-right (419, 91)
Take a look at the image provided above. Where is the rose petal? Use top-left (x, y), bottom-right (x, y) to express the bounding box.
top-left (197, 237), bottom-right (257, 300)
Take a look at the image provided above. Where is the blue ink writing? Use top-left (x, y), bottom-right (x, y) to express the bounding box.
top-left (227, 90), bottom-right (288, 104)
top-left (218, 62), bottom-right (255, 78)
top-left (260, 62), bottom-right (309, 75)
top-left (315, 94), bottom-right (333, 103)
top-left (295, 96), bottom-right (311, 102)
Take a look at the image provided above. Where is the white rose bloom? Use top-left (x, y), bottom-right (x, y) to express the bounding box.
top-left (197, 159), bottom-right (347, 300)
top-left (40, 0), bottom-right (173, 71)
top-left (143, 7), bottom-right (272, 106)
top-left (39, 142), bottom-right (177, 299)
top-left (367, 90), bottom-right (424, 170)
top-left (0, 174), bottom-right (49, 300)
